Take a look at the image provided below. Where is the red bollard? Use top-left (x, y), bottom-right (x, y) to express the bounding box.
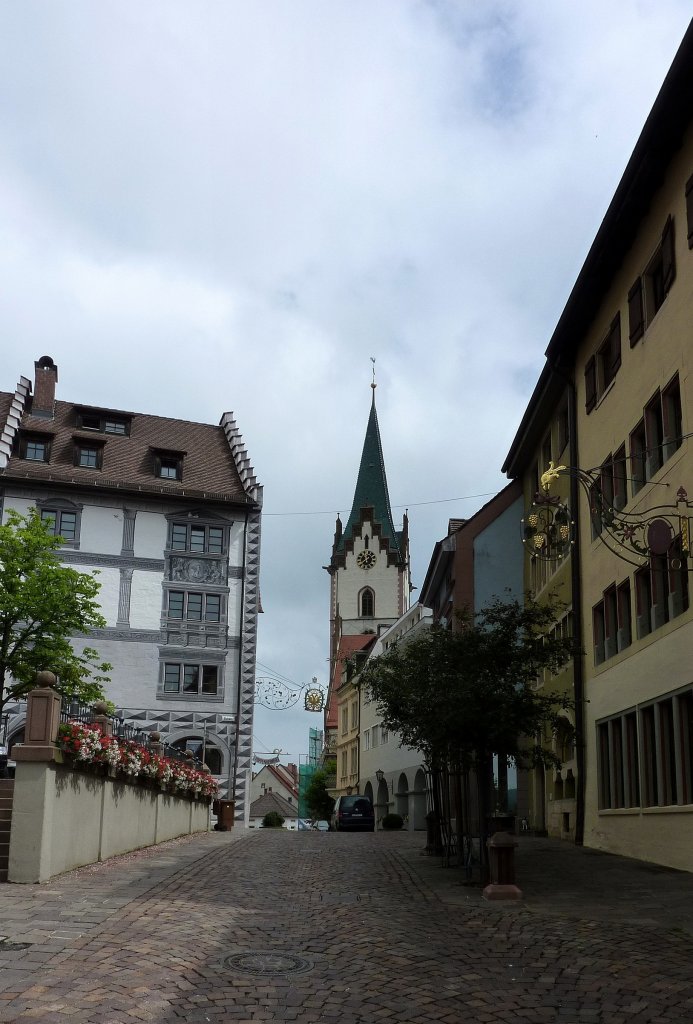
top-left (483, 831), bottom-right (522, 901)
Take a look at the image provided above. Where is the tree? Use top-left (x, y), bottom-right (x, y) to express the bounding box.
top-left (362, 594), bottom-right (575, 772)
top-left (0, 509), bottom-right (112, 718)
top-left (361, 594), bottom-right (576, 875)
top-left (304, 769), bottom-right (335, 822)
top-left (261, 811), bottom-right (285, 828)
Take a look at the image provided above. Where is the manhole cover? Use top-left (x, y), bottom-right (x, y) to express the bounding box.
top-left (224, 951), bottom-right (312, 976)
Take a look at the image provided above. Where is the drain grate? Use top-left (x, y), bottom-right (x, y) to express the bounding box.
top-left (223, 951), bottom-right (313, 976)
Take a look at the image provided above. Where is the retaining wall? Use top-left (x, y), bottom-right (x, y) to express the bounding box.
top-left (8, 761), bottom-right (210, 883)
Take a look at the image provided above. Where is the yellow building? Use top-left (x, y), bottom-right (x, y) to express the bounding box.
top-left (503, 375), bottom-right (581, 841)
top-left (509, 22), bottom-right (693, 869)
top-left (334, 646), bottom-right (372, 797)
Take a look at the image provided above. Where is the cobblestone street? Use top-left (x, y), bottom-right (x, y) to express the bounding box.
top-left (0, 830), bottom-right (692, 1024)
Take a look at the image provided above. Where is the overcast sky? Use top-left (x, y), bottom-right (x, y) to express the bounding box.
top-left (2, 2), bottom-right (691, 764)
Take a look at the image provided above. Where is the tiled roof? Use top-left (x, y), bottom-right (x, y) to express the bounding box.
top-left (267, 764), bottom-right (299, 798)
top-left (0, 393), bottom-right (11, 430)
top-left (249, 791), bottom-right (298, 820)
top-left (0, 394), bottom-right (252, 503)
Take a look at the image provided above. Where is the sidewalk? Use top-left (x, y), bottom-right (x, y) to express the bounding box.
top-left (401, 833), bottom-right (693, 932)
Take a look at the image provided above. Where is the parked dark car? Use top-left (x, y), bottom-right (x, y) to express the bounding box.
top-left (330, 794), bottom-right (375, 832)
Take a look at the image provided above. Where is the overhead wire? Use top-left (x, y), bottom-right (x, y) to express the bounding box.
top-left (261, 490), bottom-right (499, 517)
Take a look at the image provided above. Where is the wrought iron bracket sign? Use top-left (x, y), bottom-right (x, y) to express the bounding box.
top-left (522, 461), bottom-right (692, 569)
top-left (254, 677), bottom-right (325, 712)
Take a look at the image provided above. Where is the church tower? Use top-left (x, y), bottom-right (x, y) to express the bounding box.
top-left (326, 383), bottom-right (410, 671)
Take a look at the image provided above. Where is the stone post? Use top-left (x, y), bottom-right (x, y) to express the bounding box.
top-left (10, 672), bottom-right (62, 882)
top-left (483, 831), bottom-right (522, 901)
top-left (13, 672), bottom-right (61, 763)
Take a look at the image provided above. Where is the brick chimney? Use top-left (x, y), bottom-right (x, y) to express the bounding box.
top-left (33, 356), bottom-right (58, 419)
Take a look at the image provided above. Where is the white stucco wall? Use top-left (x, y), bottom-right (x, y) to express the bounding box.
top-left (227, 521), bottom-right (245, 565)
top-left (88, 638), bottom-right (161, 708)
top-left (89, 567), bottom-right (120, 625)
top-left (80, 505), bottom-right (122, 555)
top-left (227, 578), bottom-right (242, 632)
top-left (1, 496), bottom-right (33, 519)
top-left (130, 570), bottom-right (164, 629)
top-left (134, 510), bottom-right (167, 558)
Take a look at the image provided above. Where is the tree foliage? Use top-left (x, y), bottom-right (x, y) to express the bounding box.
top-left (0, 509), bottom-right (112, 715)
top-left (361, 594), bottom-right (576, 772)
top-left (304, 768), bottom-right (335, 821)
top-left (261, 811), bottom-right (285, 828)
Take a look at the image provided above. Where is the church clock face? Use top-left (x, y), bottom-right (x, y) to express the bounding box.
top-left (357, 550), bottom-right (377, 570)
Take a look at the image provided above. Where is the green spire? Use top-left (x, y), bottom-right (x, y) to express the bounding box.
top-left (338, 387), bottom-right (401, 557)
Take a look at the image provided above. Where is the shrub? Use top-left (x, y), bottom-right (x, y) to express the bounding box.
top-left (262, 811), bottom-right (285, 828)
top-left (381, 813), bottom-right (404, 830)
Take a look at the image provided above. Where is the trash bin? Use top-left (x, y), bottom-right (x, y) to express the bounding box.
top-left (213, 799), bottom-right (235, 831)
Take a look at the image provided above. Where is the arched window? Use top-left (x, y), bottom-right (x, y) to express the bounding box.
top-left (360, 588), bottom-right (374, 617)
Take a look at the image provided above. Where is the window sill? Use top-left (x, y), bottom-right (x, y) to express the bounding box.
top-left (599, 804), bottom-right (693, 815)
top-left (642, 803), bottom-right (693, 814)
top-left (157, 692), bottom-right (224, 702)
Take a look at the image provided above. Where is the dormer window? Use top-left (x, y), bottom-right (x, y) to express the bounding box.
top-left (75, 408), bottom-right (131, 435)
top-left (159, 456), bottom-right (181, 480)
top-left (104, 418), bottom-right (127, 435)
top-left (153, 448), bottom-right (185, 482)
top-left (19, 432), bottom-right (52, 462)
top-left (73, 437), bottom-right (105, 470)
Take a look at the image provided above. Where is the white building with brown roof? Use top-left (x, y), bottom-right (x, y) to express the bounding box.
top-left (0, 356), bottom-right (262, 822)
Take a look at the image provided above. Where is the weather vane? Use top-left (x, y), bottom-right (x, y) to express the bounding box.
top-left (370, 356), bottom-right (376, 390)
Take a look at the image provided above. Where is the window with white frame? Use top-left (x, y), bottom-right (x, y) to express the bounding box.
top-left (162, 663), bottom-right (220, 697)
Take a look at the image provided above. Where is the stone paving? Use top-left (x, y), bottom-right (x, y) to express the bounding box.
top-left (0, 829), bottom-right (692, 1023)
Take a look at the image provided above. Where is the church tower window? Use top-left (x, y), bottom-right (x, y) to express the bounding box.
top-left (360, 587), bottom-right (375, 617)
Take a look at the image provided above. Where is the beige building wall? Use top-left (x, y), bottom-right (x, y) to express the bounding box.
top-left (575, 120), bottom-right (693, 869)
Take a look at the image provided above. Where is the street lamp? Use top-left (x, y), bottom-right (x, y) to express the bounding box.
top-left (346, 785), bottom-right (353, 796)
top-left (375, 769), bottom-right (384, 784)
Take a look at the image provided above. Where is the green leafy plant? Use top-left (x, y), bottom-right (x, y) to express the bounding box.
top-left (304, 769), bottom-right (335, 821)
top-left (361, 594), bottom-right (577, 877)
top-left (261, 810), bottom-right (285, 828)
top-left (361, 594), bottom-right (576, 774)
top-left (381, 813), bottom-right (404, 830)
top-left (0, 509), bottom-right (112, 718)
